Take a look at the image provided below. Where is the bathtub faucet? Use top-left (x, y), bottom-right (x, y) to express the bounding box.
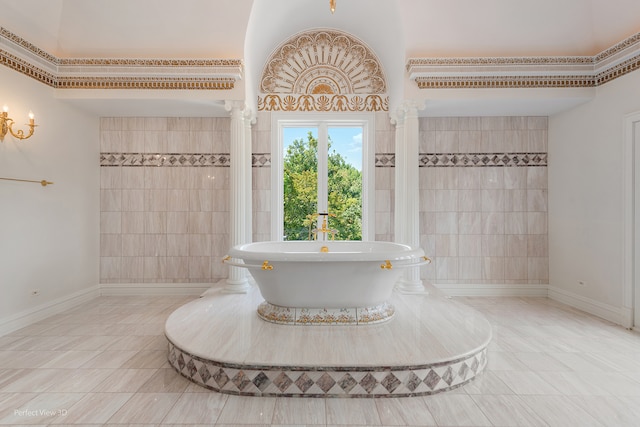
top-left (309, 212), bottom-right (338, 241)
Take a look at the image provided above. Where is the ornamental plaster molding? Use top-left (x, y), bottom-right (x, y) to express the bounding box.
top-left (0, 26), bottom-right (242, 90)
top-left (407, 32), bottom-right (640, 89)
top-left (257, 93), bottom-right (388, 112)
top-left (257, 29), bottom-right (389, 112)
top-left (260, 29), bottom-right (386, 95)
top-left (3, 23), bottom-right (639, 92)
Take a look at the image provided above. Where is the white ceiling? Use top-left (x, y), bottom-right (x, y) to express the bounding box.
top-left (3, 0), bottom-right (639, 58)
top-left (2, 0), bottom-right (639, 116)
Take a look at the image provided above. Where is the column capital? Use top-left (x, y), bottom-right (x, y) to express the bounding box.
top-left (390, 99), bottom-right (425, 125)
top-left (243, 107), bottom-right (256, 125)
top-left (389, 109), bottom-right (403, 126)
top-left (224, 100), bottom-right (246, 116)
top-left (396, 99), bottom-right (425, 118)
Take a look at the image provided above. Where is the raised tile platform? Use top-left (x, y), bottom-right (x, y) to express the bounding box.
top-left (165, 284), bottom-right (492, 397)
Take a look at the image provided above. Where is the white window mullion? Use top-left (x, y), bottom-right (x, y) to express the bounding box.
top-left (317, 122), bottom-right (329, 219)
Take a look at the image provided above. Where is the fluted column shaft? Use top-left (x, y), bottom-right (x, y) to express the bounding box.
top-left (394, 101), bottom-right (424, 292)
top-left (223, 100), bottom-right (252, 293)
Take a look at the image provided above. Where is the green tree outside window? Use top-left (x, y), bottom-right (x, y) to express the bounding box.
top-left (283, 131), bottom-right (362, 240)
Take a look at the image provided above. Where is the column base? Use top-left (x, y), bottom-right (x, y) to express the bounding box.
top-left (395, 266), bottom-right (427, 294)
top-left (395, 279), bottom-right (429, 294)
top-left (221, 279), bottom-right (252, 294)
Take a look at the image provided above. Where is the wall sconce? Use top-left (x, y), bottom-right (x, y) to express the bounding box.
top-left (0, 106), bottom-right (36, 141)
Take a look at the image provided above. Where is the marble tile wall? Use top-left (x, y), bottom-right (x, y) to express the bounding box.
top-left (418, 116), bottom-right (548, 284)
top-left (99, 114), bottom-right (546, 286)
top-left (252, 111), bottom-right (272, 242)
top-left (99, 117), bottom-right (231, 283)
top-left (374, 111), bottom-right (395, 242)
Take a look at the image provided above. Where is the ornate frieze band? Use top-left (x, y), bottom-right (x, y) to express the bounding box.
top-left (407, 31), bottom-right (640, 89)
top-left (0, 50), bottom-right (57, 86)
top-left (0, 27), bottom-right (242, 90)
top-left (596, 54), bottom-right (640, 86)
top-left (4, 24), bottom-right (640, 91)
top-left (167, 340), bottom-right (488, 397)
top-left (56, 77), bottom-right (235, 90)
top-left (258, 94), bottom-right (388, 112)
top-left (414, 75), bottom-right (594, 89)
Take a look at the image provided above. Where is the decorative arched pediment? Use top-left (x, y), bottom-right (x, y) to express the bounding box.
top-left (258, 29), bottom-right (388, 112)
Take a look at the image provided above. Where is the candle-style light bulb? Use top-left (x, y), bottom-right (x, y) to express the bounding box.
top-left (28, 111), bottom-right (34, 120)
top-left (2, 105), bottom-right (8, 113)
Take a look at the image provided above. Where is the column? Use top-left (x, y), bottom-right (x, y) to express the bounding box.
top-left (223, 100), bottom-right (252, 293)
top-left (244, 108), bottom-right (254, 243)
top-left (394, 100), bottom-right (425, 293)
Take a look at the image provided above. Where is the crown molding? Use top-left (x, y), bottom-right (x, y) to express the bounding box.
top-left (0, 27), bottom-right (242, 90)
top-left (3, 24), bottom-right (639, 92)
top-left (407, 32), bottom-right (640, 89)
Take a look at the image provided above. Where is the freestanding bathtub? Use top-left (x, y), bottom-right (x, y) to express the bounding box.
top-left (223, 240), bottom-right (429, 325)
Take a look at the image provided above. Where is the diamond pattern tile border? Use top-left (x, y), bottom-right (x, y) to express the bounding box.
top-left (100, 152), bottom-right (545, 169)
top-left (419, 152), bottom-right (547, 167)
top-left (166, 339), bottom-right (488, 397)
top-left (99, 152), bottom-right (272, 168)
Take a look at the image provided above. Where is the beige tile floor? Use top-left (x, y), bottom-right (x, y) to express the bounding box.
top-left (0, 294), bottom-right (639, 426)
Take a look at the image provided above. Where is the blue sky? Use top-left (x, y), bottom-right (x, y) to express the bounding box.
top-left (283, 126), bottom-right (363, 171)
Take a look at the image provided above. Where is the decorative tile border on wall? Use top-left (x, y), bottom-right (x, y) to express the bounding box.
top-left (96, 152), bottom-right (547, 169)
top-left (374, 152), bottom-right (548, 168)
top-left (375, 153), bottom-right (395, 167)
top-left (100, 152), bottom-right (230, 167)
top-left (419, 152), bottom-right (547, 167)
top-left (100, 152), bottom-right (274, 168)
top-left (167, 340), bottom-right (487, 397)
top-left (257, 153), bottom-right (398, 168)
top-left (252, 153), bottom-right (271, 167)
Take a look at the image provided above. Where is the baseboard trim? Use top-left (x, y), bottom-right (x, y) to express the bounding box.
top-left (0, 283), bottom-right (216, 337)
top-left (433, 283), bottom-right (549, 297)
top-left (435, 283), bottom-right (633, 327)
top-left (100, 282), bottom-right (213, 296)
top-left (0, 281), bottom-right (632, 336)
top-left (620, 306), bottom-right (634, 329)
top-left (0, 285), bottom-right (100, 336)
top-left (548, 286), bottom-right (625, 326)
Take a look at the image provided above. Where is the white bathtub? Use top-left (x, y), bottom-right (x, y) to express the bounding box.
top-left (224, 241), bottom-right (428, 324)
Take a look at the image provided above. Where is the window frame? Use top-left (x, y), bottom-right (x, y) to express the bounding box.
top-left (270, 112), bottom-right (375, 241)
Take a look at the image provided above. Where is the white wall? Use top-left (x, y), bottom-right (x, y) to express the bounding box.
top-left (0, 66), bottom-right (100, 328)
top-left (549, 69), bottom-right (640, 312)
